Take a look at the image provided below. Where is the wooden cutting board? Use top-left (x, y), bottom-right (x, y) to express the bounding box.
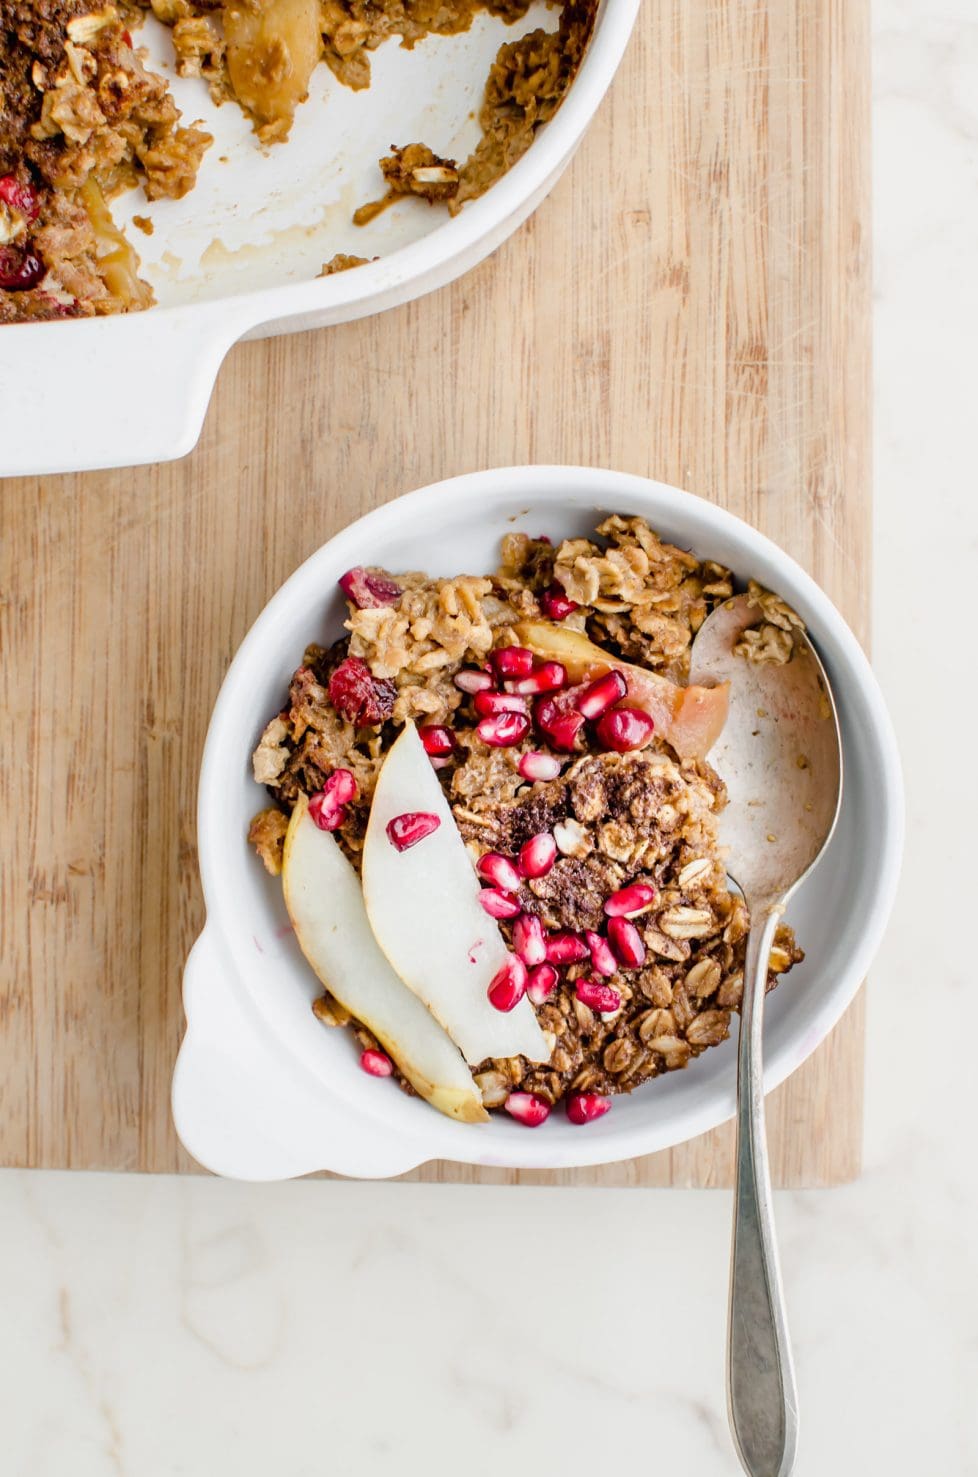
top-left (0, 0), bottom-right (869, 1183)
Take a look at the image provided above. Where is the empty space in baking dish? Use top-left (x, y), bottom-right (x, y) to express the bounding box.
top-left (114, 3), bottom-right (557, 306)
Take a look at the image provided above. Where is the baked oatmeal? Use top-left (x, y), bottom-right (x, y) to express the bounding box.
top-left (248, 516), bottom-right (805, 1128)
top-left (1, 0), bottom-right (595, 322)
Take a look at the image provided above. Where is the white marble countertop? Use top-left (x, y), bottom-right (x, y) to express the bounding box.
top-left (3, 1), bottom-right (975, 1471)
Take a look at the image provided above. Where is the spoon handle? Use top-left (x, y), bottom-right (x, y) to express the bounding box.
top-left (727, 904), bottom-right (799, 1477)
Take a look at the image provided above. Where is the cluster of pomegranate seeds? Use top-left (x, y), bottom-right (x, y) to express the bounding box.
top-left (566, 1093), bottom-right (612, 1125)
top-left (328, 655), bottom-right (396, 727)
top-left (539, 582), bottom-right (578, 620)
top-left (526, 962), bottom-right (558, 1005)
top-left (487, 955), bottom-right (528, 1011)
top-left (460, 638), bottom-right (655, 758)
top-left (359, 1048), bottom-right (394, 1078)
top-left (479, 888), bottom-right (522, 920)
top-left (309, 768), bottom-right (357, 831)
top-left (504, 1091), bottom-right (550, 1127)
top-left (338, 566), bottom-right (402, 609)
top-left (518, 751), bottom-right (562, 782)
top-left (604, 881), bottom-right (656, 917)
top-left (476, 711), bottom-right (530, 747)
top-left (608, 916), bottom-right (646, 968)
top-left (595, 707), bottom-right (656, 753)
top-left (0, 175), bottom-right (39, 220)
top-left (519, 832), bottom-right (557, 878)
top-left (0, 246), bottom-right (44, 291)
top-left (386, 811), bottom-right (440, 852)
top-left (418, 725), bottom-right (455, 757)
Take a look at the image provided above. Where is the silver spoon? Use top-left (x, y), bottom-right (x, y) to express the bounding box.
top-left (689, 593), bottom-right (843, 1477)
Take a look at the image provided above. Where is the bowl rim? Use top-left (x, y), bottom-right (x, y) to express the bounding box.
top-left (189, 465), bottom-right (904, 1174)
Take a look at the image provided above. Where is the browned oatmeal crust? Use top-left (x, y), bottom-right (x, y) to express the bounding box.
top-left (248, 517), bottom-right (807, 1116)
top-left (0, 0), bottom-right (211, 320)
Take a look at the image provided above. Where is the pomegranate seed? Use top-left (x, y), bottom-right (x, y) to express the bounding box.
top-left (526, 962), bottom-right (559, 1005)
top-left (577, 670), bottom-right (628, 720)
top-left (519, 832), bottom-right (557, 879)
top-left (455, 668), bottom-right (494, 694)
top-left (513, 913), bottom-right (547, 967)
top-left (474, 689), bottom-right (529, 717)
top-left (518, 750), bottom-right (563, 782)
top-left (546, 932), bottom-right (589, 964)
top-left (607, 916), bottom-right (646, 968)
top-left (489, 646), bottom-right (535, 678)
top-left (585, 931), bottom-right (618, 978)
top-left (540, 582), bottom-right (579, 620)
top-left (477, 712), bottom-right (531, 747)
top-left (576, 977), bottom-right (622, 1013)
top-left (359, 1048), bottom-right (394, 1077)
top-left (121, 26), bottom-right (133, 46)
top-left (477, 853), bottom-right (523, 891)
top-left (0, 174), bottom-right (38, 220)
top-left (604, 882), bottom-right (656, 918)
top-left (487, 955), bottom-right (528, 1011)
top-left (323, 768), bottom-right (357, 805)
top-left (566, 1092), bottom-right (612, 1125)
top-left (338, 566), bottom-right (401, 608)
top-left (418, 725), bottom-right (455, 756)
top-left (536, 535), bottom-right (552, 545)
top-left (308, 791), bottom-right (345, 831)
top-left (479, 888), bottom-right (522, 920)
top-left (504, 1091), bottom-right (550, 1127)
top-left (328, 656), bottom-right (396, 727)
top-left (0, 246), bottom-right (43, 290)
top-left (508, 662), bottom-right (567, 696)
top-left (386, 811), bottom-right (440, 851)
top-left (534, 699), bottom-right (585, 752)
top-left (595, 708), bottom-right (656, 753)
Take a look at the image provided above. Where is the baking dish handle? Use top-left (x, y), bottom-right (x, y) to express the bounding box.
top-left (3, 303), bottom-right (247, 478)
top-left (173, 928), bottom-right (428, 1181)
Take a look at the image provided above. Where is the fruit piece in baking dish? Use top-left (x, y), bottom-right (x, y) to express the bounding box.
top-left (513, 620), bottom-right (730, 761)
top-left (283, 793), bottom-right (488, 1123)
top-left (362, 722), bottom-right (551, 1067)
top-left (224, 0), bottom-right (322, 143)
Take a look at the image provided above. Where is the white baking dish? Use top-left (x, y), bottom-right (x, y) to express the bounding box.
top-left (1, 0), bottom-right (638, 478)
top-left (172, 465), bottom-right (904, 1181)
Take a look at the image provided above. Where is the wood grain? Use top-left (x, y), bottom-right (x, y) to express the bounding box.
top-left (0, 0), bottom-right (870, 1182)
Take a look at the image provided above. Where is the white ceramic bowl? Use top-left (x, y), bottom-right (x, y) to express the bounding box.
top-left (173, 466), bottom-right (903, 1180)
top-left (3, 0), bottom-right (638, 478)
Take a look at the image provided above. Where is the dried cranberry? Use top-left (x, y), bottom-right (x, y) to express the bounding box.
top-left (327, 656), bottom-right (396, 727)
top-left (0, 175), bottom-right (39, 222)
top-left (338, 566), bottom-right (402, 609)
top-left (0, 246), bottom-right (44, 291)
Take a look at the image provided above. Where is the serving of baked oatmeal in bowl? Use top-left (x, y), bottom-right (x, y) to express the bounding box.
top-left (173, 466), bottom-right (902, 1179)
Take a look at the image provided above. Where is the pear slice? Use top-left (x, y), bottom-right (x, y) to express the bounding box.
top-left (283, 794), bottom-right (488, 1124)
top-left (362, 723), bottom-right (551, 1067)
top-left (513, 619), bottom-right (730, 760)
